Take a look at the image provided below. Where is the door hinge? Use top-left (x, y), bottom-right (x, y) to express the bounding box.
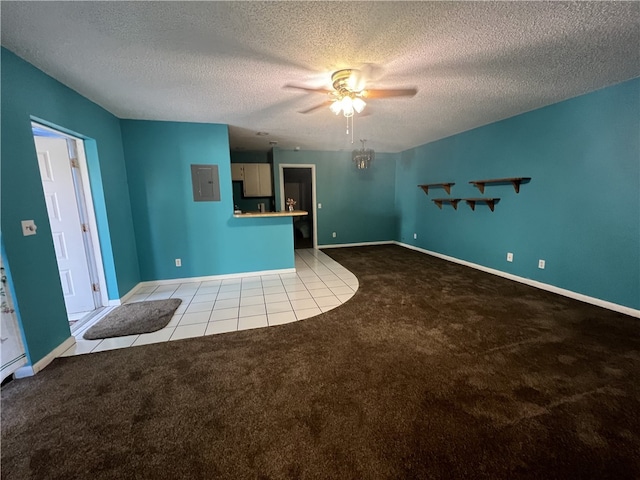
top-left (70, 158), bottom-right (80, 169)
top-left (81, 223), bottom-right (89, 232)
top-left (92, 283), bottom-right (100, 292)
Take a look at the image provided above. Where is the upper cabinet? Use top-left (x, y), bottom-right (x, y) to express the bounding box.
top-left (231, 164), bottom-right (244, 181)
top-left (232, 163), bottom-right (273, 197)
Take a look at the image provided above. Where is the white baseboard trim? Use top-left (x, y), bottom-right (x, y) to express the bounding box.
top-left (395, 242), bottom-right (640, 318)
top-left (107, 284), bottom-right (138, 306)
top-left (134, 267), bottom-right (297, 291)
top-left (14, 335), bottom-right (76, 378)
top-left (319, 241), bottom-right (394, 249)
top-left (107, 268), bottom-right (298, 304)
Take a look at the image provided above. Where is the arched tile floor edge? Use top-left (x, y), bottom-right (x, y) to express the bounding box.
top-left (61, 249), bottom-right (359, 356)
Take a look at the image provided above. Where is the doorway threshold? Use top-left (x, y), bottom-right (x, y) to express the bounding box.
top-left (70, 308), bottom-right (107, 335)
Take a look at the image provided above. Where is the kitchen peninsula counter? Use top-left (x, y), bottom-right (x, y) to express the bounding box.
top-left (233, 210), bottom-right (308, 218)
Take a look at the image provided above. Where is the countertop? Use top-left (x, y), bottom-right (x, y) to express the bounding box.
top-left (233, 210), bottom-right (308, 218)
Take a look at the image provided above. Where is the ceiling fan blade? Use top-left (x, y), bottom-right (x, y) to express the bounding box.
top-left (350, 64), bottom-right (385, 91)
top-left (285, 84), bottom-right (333, 95)
top-left (362, 88), bottom-right (418, 99)
top-left (298, 100), bottom-right (332, 114)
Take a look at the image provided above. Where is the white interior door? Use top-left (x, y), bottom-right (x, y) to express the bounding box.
top-left (35, 136), bottom-right (95, 314)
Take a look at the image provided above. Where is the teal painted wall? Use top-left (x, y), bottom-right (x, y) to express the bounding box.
top-left (3, 46), bottom-right (636, 370)
top-left (230, 151), bottom-right (274, 212)
top-left (121, 120), bottom-right (295, 280)
top-left (1, 48), bottom-right (140, 363)
top-left (273, 149), bottom-right (399, 245)
top-left (396, 79), bottom-right (640, 310)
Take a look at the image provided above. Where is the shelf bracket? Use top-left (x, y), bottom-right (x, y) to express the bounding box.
top-left (510, 179), bottom-right (522, 193)
top-left (418, 183), bottom-right (454, 195)
top-left (464, 198), bottom-right (498, 212)
top-left (432, 198), bottom-right (460, 210)
top-left (472, 182), bottom-right (486, 194)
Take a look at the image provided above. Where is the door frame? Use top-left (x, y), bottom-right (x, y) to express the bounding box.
top-left (278, 164), bottom-right (317, 249)
top-left (31, 122), bottom-right (109, 309)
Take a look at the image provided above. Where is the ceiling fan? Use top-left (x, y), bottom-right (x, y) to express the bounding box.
top-left (286, 69), bottom-right (417, 117)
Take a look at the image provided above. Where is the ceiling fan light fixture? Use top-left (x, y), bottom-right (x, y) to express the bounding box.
top-left (325, 69), bottom-right (368, 118)
top-left (352, 97), bottom-right (366, 113)
top-left (341, 96), bottom-right (354, 117)
top-left (289, 68), bottom-right (416, 124)
top-left (329, 95), bottom-right (361, 118)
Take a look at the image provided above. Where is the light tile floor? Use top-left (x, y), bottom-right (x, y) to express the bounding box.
top-left (61, 249), bottom-right (358, 357)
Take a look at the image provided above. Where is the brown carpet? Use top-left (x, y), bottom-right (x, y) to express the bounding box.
top-left (1, 245), bottom-right (638, 479)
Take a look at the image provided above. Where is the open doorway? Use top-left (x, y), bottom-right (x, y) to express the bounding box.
top-left (31, 123), bottom-right (107, 333)
top-left (280, 165), bottom-right (317, 249)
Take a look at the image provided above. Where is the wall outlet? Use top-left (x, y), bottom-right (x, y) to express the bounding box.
top-left (507, 252), bottom-right (513, 262)
top-left (175, 258), bottom-right (182, 267)
top-left (538, 259), bottom-right (545, 269)
top-left (318, 203), bottom-right (322, 209)
top-left (332, 232), bottom-right (336, 238)
top-left (413, 233), bottom-right (417, 239)
top-left (21, 220), bottom-right (37, 236)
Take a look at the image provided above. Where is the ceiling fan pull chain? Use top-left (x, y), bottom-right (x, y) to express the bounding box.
top-left (351, 115), bottom-right (355, 144)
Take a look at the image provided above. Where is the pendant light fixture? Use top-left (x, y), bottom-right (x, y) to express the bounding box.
top-left (352, 139), bottom-right (374, 169)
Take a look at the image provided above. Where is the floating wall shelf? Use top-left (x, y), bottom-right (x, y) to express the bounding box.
top-left (432, 198), bottom-right (461, 210)
top-left (464, 198), bottom-right (500, 212)
top-left (418, 183), bottom-right (455, 195)
top-left (469, 177), bottom-right (531, 194)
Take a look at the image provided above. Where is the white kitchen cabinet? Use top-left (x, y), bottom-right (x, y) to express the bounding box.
top-left (231, 163), bottom-right (244, 181)
top-left (241, 164), bottom-right (273, 197)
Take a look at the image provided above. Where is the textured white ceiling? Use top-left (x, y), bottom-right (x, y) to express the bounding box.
top-left (2, 1), bottom-right (639, 153)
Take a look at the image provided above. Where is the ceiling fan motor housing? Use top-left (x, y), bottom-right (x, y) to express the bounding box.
top-left (331, 69), bottom-right (362, 98)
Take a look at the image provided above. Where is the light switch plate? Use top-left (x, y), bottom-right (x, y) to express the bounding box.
top-left (21, 220), bottom-right (37, 236)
